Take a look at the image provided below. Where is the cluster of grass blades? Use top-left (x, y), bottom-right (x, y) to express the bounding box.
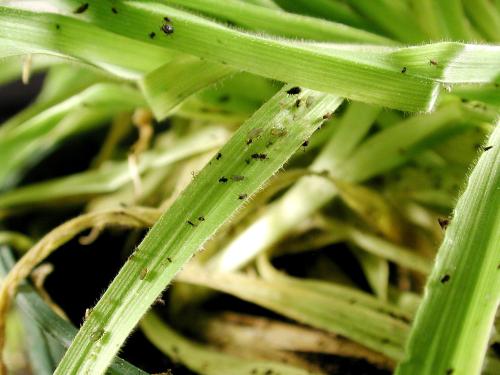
top-left (0, 1), bottom-right (498, 374)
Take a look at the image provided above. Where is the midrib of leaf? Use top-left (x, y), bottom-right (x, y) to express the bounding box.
top-left (54, 87), bottom-right (343, 375)
top-left (396, 123), bottom-right (500, 375)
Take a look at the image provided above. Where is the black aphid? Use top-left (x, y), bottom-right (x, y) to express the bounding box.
top-left (483, 145), bottom-right (493, 151)
top-left (198, 216), bottom-right (205, 221)
top-left (246, 139), bottom-right (253, 145)
top-left (74, 3), bottom-right (89, 14)
top-left (111, 7), bottom-right (118, 14)
top-left (238, 193), bottom-right (248, 200)
top-left (302, 140), bottom-right (309, 147)
top-left (440, 274), bottom-right (450, 283)
top-left (167, 257), bottom-right (173, 263)
top-left (251, 153), bottom-right (267, 160)
top-left (161, 24), bottom-right (174, 35)
top-left (438, 218), bottom-right (449, 230)
top-left (287, 86), bottom-right (301, 95)
top-left (149, 32), bottom-right (156, 39)
top-left (155, 297), bottom-right (166, 306)
top-left (219, 176), bottom-right (228, 183)
top-left (401, 66), bottom-right (407, 73)
top-left (295, 99), bottom-right (301, 108)
top-left (322, 112), bottom-right (333, 120)
top-left (164, 17), bottom-right (172, 22)
top-left (187, 220), bottom-right (196, 226)
top-left (216, 152), bottom-right (222, 160)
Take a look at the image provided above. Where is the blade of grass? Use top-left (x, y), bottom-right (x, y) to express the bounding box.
top-left (139, 56), bottom-right (233, 120)
top-left (0, 126), bottom-right (229, 210)
top-left (343, 0), bottom-right (426, 42)
top-left (160, 0), bottom-right (395, 44)
top-left (141, 312), bottom-right (321, 375)
top-left (0, 247), bottom-right (148, 375)
top-left (3, 3), bottom-right (499, 111)
top-left (395, 123), bottom-right (500, 375)
top-left (178, 263), bottom-right (409, 360)
top-left (462, 0), bottom-right (500, 42)
top-left (209, 100), bottom-right (491, 272)
top-left (53, 87), bottom-right (343, 375)
top-left (0, 83), bottom-right (144, 190)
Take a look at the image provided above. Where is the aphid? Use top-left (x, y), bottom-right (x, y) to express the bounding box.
top-left (302, 140), bottom-right (309, 147)
top-left (304, 96), bottom-right (313, 108)
top-left (84, 308), bottom-right (92, 321)
top-left (248, 127), bottom-right (263, 139)
top-left (246, 139), bottom-right (253, 145)
top-left (90, 328), bottom-right (105, 342)
top-left (251, 153), bottom-right (267, 160)
top-left (438, 218), bottom-right (449, 230)
top-left (232, 175), bottom-right (245, 181)
top-left (140, 267), bottom-right (148, 280)
top-left (245, 159), bottom-right (250, 165)
top-left (111, 7), bottom-right (118, 14)
top-left (446, 369), bottom-right (454, 375)
top-left (187, 220), bottom-right (196, 227)
top-left (219, 176), bottom-right (228, 183)
top-left (440, 274), bottom-right (450, 283)
top-left (322, 112), bottom-right (333, 120)
top-left (216, 152), bottom-right (222, 160)
top-left (429, 59), bottom-right (438, 66)
top-left (270, 127), bottom-right (287, 137)
top-left (483, 145), bottom-right (493, 151)
top-left (167, 257), bottom-right (173, 263)
top-left (55, 24), bottom-right (61, 30)
top-left (287, 86), bottom-right (301, 95)
top-left (198, 216), bottom-right (205, 221)
top-left (294, 99), bottom-right (301, 108)
top-left (74, 3), bottom-right (89, 14)
top-left (161, 24), bottom-right (174, 35)
top-left (164, 17), bottom-right (172, 22)
top-left (149, 32), bottom-right (156, 39)
top-left (401, 66), bottom-right (407, 73)
top-left (238, 193), bottom-right (248, 200)
top-left (155, 297), bottom-right (166, 306)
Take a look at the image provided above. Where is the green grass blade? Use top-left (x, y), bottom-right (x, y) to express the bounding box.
top-left (54, 87), bottom-right (343, 375)
top-left (344, 0), bottom-right (426, 42)
top-left (140, 56), bottom-right (232, 120)
top-left (0, 126), bottom-right (229, 210)
top-left (141, 312), bottom-right (320, 375)
top-left (0, 247), bottom-right (147, 375)
top-left (178, 264), bottom-right (409, 360)
top-left (395, 123), bottom-right (500, 375)
top-left (0, 83), bottom-right (143, 190)
top-left (160, 0), bottom-right (395, 44)
top-left (3, 3), bottom-right (499, 111)
top-left (209, 100), bottom-right (491, 272)
top-left (463, 0), bottom-right (500, 42)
